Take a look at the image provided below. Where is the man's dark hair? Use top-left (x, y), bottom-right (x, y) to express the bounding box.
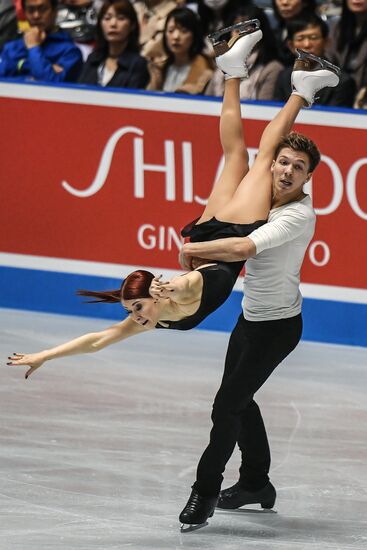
top-left (286, 13), bottom-right (329, 41)
top-left (275, 132), bottom-right (321, 172)
top-left (22, 0), bottom-right (58, 9)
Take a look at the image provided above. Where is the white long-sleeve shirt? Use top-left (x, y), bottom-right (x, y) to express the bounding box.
top-left (243, 195), bottom-right (316, 321)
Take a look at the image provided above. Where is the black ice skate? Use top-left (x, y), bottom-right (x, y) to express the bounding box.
top-left (217, 481), bottom-right (276, 510)
top-left (179, 488), bottom-right (218, 529)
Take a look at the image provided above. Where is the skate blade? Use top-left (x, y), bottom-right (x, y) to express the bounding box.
top-left (216, 506), bottom-right (277, 515)
top-left (295, 49), bottom-right (341, 75)
top-left (208, 19), bottom-right (260, 46)
top-left (180, 521), bottom-right (209, 532)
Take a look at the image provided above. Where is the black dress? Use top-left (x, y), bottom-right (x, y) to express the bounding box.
top-left (156, 217), bottom-right (266, 330)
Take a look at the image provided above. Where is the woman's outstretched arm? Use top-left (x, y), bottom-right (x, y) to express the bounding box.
top-left (7, 317), bottom-right (148, 379)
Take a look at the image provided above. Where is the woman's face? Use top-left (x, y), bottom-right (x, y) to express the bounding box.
top-left (347, 0), bottom-right (367, 13)
top-left (165, 17), bottom-right (194, 58)
top-left (101, 6), bottom-right (133, 44)
top-left (275, 0), bottom-right (304, 20)
top-left (122, 297), bottom-right (159, 329)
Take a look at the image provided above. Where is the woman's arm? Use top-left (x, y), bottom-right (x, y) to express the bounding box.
top-left (7, 317), bottom-right (148, 379)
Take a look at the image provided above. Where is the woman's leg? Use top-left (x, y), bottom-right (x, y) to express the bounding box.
top-left (215, 94), bottom-right (305, 224)
top-left (196, 78), bottom-right (249, 224)
top-left (215, 51), bottom-right (340, 224)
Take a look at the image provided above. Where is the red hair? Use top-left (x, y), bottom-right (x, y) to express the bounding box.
top-left (121, 270), bottom-right (155, 300)
top-left (77, 270), bottom-right (155, 304)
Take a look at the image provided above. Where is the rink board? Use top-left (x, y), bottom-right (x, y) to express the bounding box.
top-left (0, 81), bottom-right (366, 346)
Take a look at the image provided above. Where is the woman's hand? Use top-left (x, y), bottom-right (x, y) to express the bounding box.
top-left (7, 352), bottom-right (47, 379)
top-left (149, 275), bottom-right (179, 300)
top-left (149, 275), bottom-right (164, 301)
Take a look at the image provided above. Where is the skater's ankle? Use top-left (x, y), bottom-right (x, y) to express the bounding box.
top-left (192, 483), bottom-right (219, 499)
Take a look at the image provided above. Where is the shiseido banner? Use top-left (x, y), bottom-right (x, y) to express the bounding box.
top-left (1, 82), bottom-right (366, 293)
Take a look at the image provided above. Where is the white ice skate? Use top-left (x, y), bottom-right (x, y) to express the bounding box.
top-left (208, 19), bottom-right (262, 79)
top-left (291, 49), bottom-right (340, 107)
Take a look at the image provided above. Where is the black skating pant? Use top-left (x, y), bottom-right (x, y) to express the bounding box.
top-left (193, 313), bottom-right (303, 497)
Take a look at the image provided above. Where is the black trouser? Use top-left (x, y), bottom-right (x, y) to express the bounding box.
top-left (193, 313), bottom-right (303, 497)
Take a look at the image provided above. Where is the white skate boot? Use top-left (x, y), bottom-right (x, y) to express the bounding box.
top-left (291, 49), bottom-right (340, 107)
top-left (208, 19), bottom-right (262, 79)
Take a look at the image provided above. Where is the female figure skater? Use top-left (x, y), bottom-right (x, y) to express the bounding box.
top-left (7, 21), bottom-right (340, 379)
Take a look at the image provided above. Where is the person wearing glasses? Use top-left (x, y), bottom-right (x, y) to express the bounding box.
top-left (0, 0), bottom-right (83, 82)
top-left (273, 13), bottom-right (355, 107)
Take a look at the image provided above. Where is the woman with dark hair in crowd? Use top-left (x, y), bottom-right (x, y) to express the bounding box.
top-left (196, 0), bottom-right (243, 35)
top-left (8, 23), bottom-right (339, 382)
top-left (271, 0), bottom-right (317, 64)
top-left (147, 7), bottom-right (214, 94)
top-left (206, 4), bottom-right (284, 100)
top-left (326, 0), bottom-right (367, 90)
top-left (78, 0), bottom-right (149, 88)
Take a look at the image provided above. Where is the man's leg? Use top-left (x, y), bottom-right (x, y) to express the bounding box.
top-left (237, 399), bottom-right (271, 491)
top-left (217, 314), bottom-right (303, 509)
top-left (180, 314), bottom-right (302, 523)
top-left (215, 399), bottom-right (277, 511)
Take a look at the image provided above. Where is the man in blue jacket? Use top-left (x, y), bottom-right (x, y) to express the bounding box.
top-left (0, 0), bottom-right (83, 82)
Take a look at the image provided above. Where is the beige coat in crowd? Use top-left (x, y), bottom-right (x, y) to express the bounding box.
top-left (147, 53), bottom-right (214, 94)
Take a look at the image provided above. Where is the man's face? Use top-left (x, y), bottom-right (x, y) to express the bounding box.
top-left (24, 0), bottom-right (56, 32)
top-left (271, 147), bottom-right (311, 204)
top-left (289, 24), bottom-right (326, 57)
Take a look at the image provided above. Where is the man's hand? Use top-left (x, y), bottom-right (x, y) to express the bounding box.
top-left (179, 247), bottom-right (193, 270)
top-left (24, 27), bottom-right (46, 49)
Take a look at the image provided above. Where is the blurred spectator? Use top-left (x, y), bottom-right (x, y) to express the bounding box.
top-left (206, 4), bottom-right (284, 100)
top-left (134, 0), bottom-right (178, 60)
top-left (326, 0), bottom-right (367, 90)
top-left (0, 0), bottom-right (83, 81)
top-left (271, 0), bottom-right (317, 64)
top-left (354, 82), bottom-right (367, 108)
top-left (273, 13), bottom-right (356, 107)
top-left (195, 0), bottom-right (243, 35)
top-left (147, 7), bottom-right (214, 94)
top-left (0, 1), bottom-right (18, 51)
top-left (78, 0), bottom-right (149, 88)
top-left (57, 1), bottom-right (98, 60)
top-left (13, 0), bottom-right (29, 32)
top-left (318, 0), bottom-right (343, 18)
